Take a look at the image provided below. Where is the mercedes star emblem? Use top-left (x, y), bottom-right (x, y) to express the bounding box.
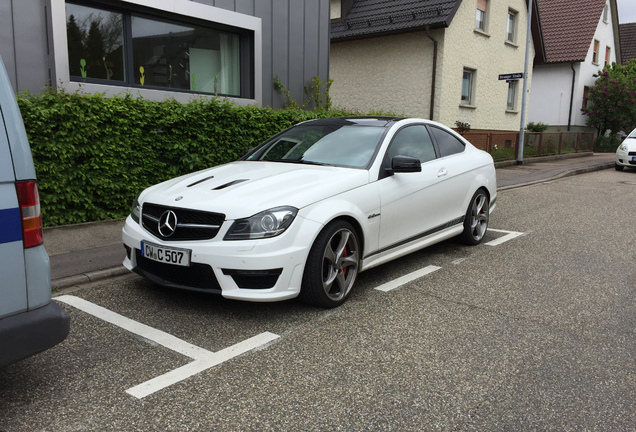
top-left (158, 210), bottom-right (178, 237)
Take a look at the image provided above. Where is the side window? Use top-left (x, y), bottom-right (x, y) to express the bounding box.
top-left (387, 125), bottom-right (436, 164)
top-left (429, 127), bottom-right (466, 157)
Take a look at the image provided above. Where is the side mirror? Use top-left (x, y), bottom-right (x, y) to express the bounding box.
top-left (389, 155), bottom-right (422, 174)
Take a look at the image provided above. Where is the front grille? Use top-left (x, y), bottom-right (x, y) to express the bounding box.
top-left (142, 203), bottom-right (225, 241)
top-left (628, 151), bottom-right (636, 156)
top-left (135, 250), bottom-right (221, 292)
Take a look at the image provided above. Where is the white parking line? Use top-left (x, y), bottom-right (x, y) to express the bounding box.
top-left (55, 295), bottom-right (280, 399)
top-left (374, 265), bottom-right (441, 292)
top-left (485, 228), bottom-right (525, 246)
top-left (126, 332), bottom-right (279, 399)
top-left (56, 295), bottom-right (211, 359)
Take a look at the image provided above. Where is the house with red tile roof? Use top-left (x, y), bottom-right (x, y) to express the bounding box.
top-left (329, 0), bottom-right (540, 132)
top-left (527, 0), bottom-right (621, 132)
top-left (619, 22), bottom-right (636, 64)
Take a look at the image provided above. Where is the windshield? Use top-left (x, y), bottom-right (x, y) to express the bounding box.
top-left (246, 124), bottom-right (386, 168)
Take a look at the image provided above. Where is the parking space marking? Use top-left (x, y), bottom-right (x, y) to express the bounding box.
top-left (374, 265), bottom-right (441, 292)
top-left (485, 228), bottom-right (525, 246)
top-left (55, 295), bottom-right (280, 399)
top-left (56, 295), bottom-right (211, 359)
top-left (126, 332), bottom-right (279, 399)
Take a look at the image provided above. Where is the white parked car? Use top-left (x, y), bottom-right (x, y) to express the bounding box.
top-left (615, 128), bottom-right (636, 171)
top-left (122, 117), bottom-right (497, 307)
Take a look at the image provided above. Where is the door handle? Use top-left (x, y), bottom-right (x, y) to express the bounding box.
top-left (437, 168), bottom-right (448, 177)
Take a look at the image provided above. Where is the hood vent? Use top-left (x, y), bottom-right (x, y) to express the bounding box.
top-left (213, 179), bottom-right (248, 190)
top-left (187, 175), bottom-right (215, 188)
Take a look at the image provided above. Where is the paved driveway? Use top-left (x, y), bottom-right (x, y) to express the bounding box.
top-left (1, 169), bottom-right (634, 431)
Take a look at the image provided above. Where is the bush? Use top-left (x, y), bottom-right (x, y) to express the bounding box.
top-left (593, 133), bottom-right (622, 153)
top-left (454, 121), bottom-right (471, 135)
top-left (526, 122), bottom-right (549, 132)
top-left (17, 89), bottom-right (368, 226)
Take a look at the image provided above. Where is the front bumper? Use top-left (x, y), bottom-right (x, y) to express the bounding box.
top-left (122, 215), bottom-right (322, 302)
top-left (615, 149), bottom-right (636, 167)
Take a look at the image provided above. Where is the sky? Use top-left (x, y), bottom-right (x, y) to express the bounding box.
top-left (617, 0), bottom-right (636, 24)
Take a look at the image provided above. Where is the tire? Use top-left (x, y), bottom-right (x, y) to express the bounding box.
top-left (615, 163), bottom-right (624, 171)
top-left (299, 220), bottom-right (360, 308)
top-left (460, 189), bottom-right (490, 246)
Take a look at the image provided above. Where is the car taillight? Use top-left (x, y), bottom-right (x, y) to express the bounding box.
top-left (15, 180), bottom-right (43, 248)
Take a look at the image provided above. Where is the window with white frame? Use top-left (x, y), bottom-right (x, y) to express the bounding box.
top-left (605, 46), bottom-right (611, 67)
top-left (603, 4), bottom-right (609, 23)
top-left (65, 1), bottom-right (250, 97)
top-left (506, 80), bottom-right (517, 111)
top-left (506, 10), bottom-right (517, 43)
top-left (475, 0), bottom-right (488, 31)
top-left (461, 68), bottom-right (476, 105)
top-left (582, 86), bottom-right (591, 110)
top-left (592, 39), bottom-right (600, 64)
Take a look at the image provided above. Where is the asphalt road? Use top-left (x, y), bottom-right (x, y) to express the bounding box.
top-left (1, 169), bottom-right (634, 431)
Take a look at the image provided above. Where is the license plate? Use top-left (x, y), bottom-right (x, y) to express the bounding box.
top-left (141, 241), bottom-right (191, 267)
top-left (632, 156), bottom-right (636, 161)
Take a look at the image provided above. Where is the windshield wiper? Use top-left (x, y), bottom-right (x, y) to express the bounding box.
top-left (272, 158), bottom-right (331, 166)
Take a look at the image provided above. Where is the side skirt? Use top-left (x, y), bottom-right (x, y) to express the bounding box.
top-left (360, 217), bottom-right (464, 272)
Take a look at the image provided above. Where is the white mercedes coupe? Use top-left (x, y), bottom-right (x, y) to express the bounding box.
top-left (122, 117), bottom-right (497, 307)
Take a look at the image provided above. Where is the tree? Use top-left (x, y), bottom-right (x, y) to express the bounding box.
top-left (66, 15), bottom-right (86, 78)
top-left (582, 60), bottom-right (636, 136)
top-left (85, 20), bottom-right (106, 79)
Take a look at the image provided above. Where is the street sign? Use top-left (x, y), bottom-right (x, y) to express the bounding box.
top-left (498, 73), bottom-right (523, 80)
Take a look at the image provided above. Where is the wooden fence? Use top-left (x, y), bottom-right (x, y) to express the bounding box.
top-left (461, 131), bottom-right (595, 161)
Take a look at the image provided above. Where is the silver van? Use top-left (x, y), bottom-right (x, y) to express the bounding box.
top-left (0, 55), bottom-right (69, 367)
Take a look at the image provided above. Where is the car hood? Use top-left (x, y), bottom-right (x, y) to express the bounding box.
top-left (139, 161), bottom-right (370, 219)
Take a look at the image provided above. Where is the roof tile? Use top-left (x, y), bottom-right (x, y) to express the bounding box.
top-left (619, 23), bottom-right (636, 64)
top-left (536, 0), bottom-right (607, 63)
top-left (331, 0), bottom-right (461, 40)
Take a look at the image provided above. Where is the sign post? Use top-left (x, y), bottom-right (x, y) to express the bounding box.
top-left (517, 0), bottom-right (534, 164)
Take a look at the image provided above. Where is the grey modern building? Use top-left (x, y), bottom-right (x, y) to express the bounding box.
top-left (0, 0), bottom-right (331, 108)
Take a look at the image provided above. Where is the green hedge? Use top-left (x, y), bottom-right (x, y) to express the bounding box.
top-left (17, 90), bottom-right (356, 227)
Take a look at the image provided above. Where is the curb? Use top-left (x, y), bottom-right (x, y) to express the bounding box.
top-left (498, 161), bottom-right (615, 191)
top-left (52, 266), bottom-right (130, 289)
top-left (494, 152), bottom-right (595, 169)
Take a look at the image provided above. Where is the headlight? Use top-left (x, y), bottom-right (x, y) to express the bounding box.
top-left (619, 143), bottom-right (628, 151)
top-left (225, 206), bottom-right (298, 240)
top-left (131, 195), bottom-right (141, 224)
